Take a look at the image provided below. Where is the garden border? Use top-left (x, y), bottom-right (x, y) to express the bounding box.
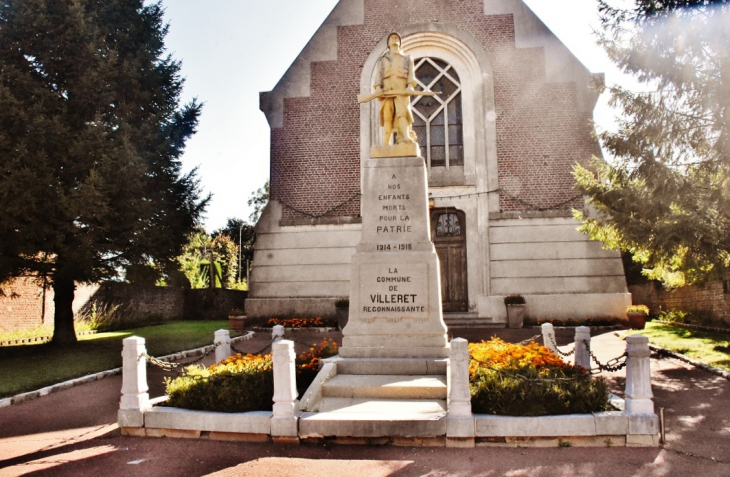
top-left (119, 332), bottom-right (659, 448)
top-left (652, 320), bottom-right (730, 335)
top-left (648, 344), bottom-right (730, 381)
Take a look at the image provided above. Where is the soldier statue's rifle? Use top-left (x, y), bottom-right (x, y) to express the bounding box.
top-left (357, 89), bottom-right (441, 104)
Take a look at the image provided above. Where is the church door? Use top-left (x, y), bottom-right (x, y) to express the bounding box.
top-left (430, 208), bottom-right (468, 312)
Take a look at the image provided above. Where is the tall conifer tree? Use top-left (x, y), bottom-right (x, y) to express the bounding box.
top-left (574, 0), bottom-right (730, 286)
top-left (0, 0), bottom-right (208, 343)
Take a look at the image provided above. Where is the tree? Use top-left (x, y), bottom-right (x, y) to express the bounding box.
top-left (177, 228), bottom-right (238, 289)
top-left (214, 217), bottom-right (255, 265)
top-left (574, 0), bottom-right (730, 286)
top-left (248, 180), bottom-right (269, 223)
top-left (0, 1), bottom-right (209, 343)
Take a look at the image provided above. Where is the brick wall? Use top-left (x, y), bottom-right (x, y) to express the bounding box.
top-left (269, 0), bottom-right (592, 221)
top-left (1, 280), bottom-right (249, 332)
top-left (0, 277), bottom-right (49, 332)
top-left (79, 282), bottom-right (186, 321)
top-left (629, 282), bottom-right (730, 325)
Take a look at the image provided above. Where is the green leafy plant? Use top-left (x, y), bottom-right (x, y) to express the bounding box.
top-left (503, 294), bottom-right (526, 305)
top-left (626, 305), bottom-right (650, 315)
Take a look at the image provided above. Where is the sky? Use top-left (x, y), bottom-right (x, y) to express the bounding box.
top-left (160, 0), bottom-right (633, 232)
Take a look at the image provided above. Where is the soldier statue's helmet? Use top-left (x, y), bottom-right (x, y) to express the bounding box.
top-left (387, 32), bottom-right (402, 46)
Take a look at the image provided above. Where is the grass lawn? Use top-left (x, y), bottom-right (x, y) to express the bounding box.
top-left (623, 321), bottom-right (730, 372)
top-left (0, 321), bottom-right (241, 399)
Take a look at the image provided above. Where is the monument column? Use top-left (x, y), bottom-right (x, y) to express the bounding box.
top-left (340, 155), bottom-right (449, 358)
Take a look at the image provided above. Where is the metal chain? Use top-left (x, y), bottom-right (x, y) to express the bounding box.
top-left (471, 359), bottom-right (590, 383)
top-left (546, 334), bottom-right (576, 357)
top-left (588, 349), bottom-right (628, 374)
top-left (141, 344), bottom-right (220, 372)
top-left (230, 335), bottom-right (276, 356)
top-left (519, 334), bottom-right (542, 345)
top-left (290, 337), bottom-right (326, 349)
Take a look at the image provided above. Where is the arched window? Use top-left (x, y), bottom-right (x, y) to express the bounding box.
top-left (412, 58), bottom-right (463, 169)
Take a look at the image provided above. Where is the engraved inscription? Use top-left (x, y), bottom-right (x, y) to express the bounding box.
top-left (359, 264), bottom-right (428, 317)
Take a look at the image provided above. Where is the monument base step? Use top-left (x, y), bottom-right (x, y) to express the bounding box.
top-left (444, 313), bottom-right (504, 328)
top-left (338, 346), bottom-right (450, 358)
top-left (299, 399), bottom-right (446, 438)
top-left (322, 374), bottom-right (446, 400)
top-left (334, 357), bottom-right (447, 375)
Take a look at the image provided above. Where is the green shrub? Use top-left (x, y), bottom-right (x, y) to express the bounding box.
top-left (165, 355), bottom-right (273, 412)
top-left (626, 304), bottom-right (650, 315)
top-left (164, 338), bottom-right (339, 413)
top-left (657, 308), bottom-right (725, 328)
top-left (469, 338), bottom-right (611, 416)
top-left (470, 365), bottom-right (611, 416)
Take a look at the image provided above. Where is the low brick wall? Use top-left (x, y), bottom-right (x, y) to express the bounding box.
top-left (81, 282), bottom-right (186, 321)
top-left (2, 280), bottom-right (248, 331)
top-left (0, 277), bottom-right (51, 332)
top-left (629, 281), bottom-right (730, 325)
top-left (183, 289), bottom-right (248, 321)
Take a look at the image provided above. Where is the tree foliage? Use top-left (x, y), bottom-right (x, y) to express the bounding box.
top-left (247, 180), bottom-right (269, 223)
top-left (574, 0), bottom-right (730, 286)
top-left (214, 217), bottom-right (255, 264)
top-left (177, 228), bottom-right (238, 289)
top-left (0, 0), bottom-right (208, 342)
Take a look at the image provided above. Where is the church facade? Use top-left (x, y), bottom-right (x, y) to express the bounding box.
top-left (247, 0), bottom-right (630, 325)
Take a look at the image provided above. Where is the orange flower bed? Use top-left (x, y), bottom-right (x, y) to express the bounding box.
top-left (210, 352), bottom-right (272, 374)
top-left (210, 338), bottom-right (338, 378)
top-left (468, 337), bottom-right (566, 377)
top-left (296, 338), bottom-right (339, 374)
top-left (266, 317), bottom-right (337, 328)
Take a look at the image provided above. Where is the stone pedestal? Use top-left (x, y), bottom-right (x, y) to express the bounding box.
top-left (340, 155), bottom-right (448, 358)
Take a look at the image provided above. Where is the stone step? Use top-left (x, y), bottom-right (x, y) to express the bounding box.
top-left (299, 399), bottom-right (447, 438)
top-left (444, 316), bottom-right (504, 328)
top-left (335, 357), bottom-right (447, 375)
top-left (316, 397), bottom-right (446, 414)
top-left (447, 321), bottom-right (505, 328)
top-left (322, 374), bottom-right (447, 400)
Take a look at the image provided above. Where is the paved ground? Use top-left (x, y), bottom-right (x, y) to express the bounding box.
top-left (1, 327), bottom-right (729, 477)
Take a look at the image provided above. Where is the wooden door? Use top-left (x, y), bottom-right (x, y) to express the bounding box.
top-left (430, 208), bottom-right (468, 312)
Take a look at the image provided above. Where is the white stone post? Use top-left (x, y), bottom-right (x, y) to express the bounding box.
top-left (272, 324), bottom-right (285, 341)
top-left (271, 339), bottom-right (299, 441)
top-left (118, 336), bottom-right (150, 428)
top-left (541, 323), bottom-right (557, 354)
top-left (574, 326), bottom-right (591, 371)
top-left (625, 335), bottom-right (654, 414)
top-left (215, 329), bottom-right (231, 363)
top-left (446, 338), bottom-right (475, 447)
